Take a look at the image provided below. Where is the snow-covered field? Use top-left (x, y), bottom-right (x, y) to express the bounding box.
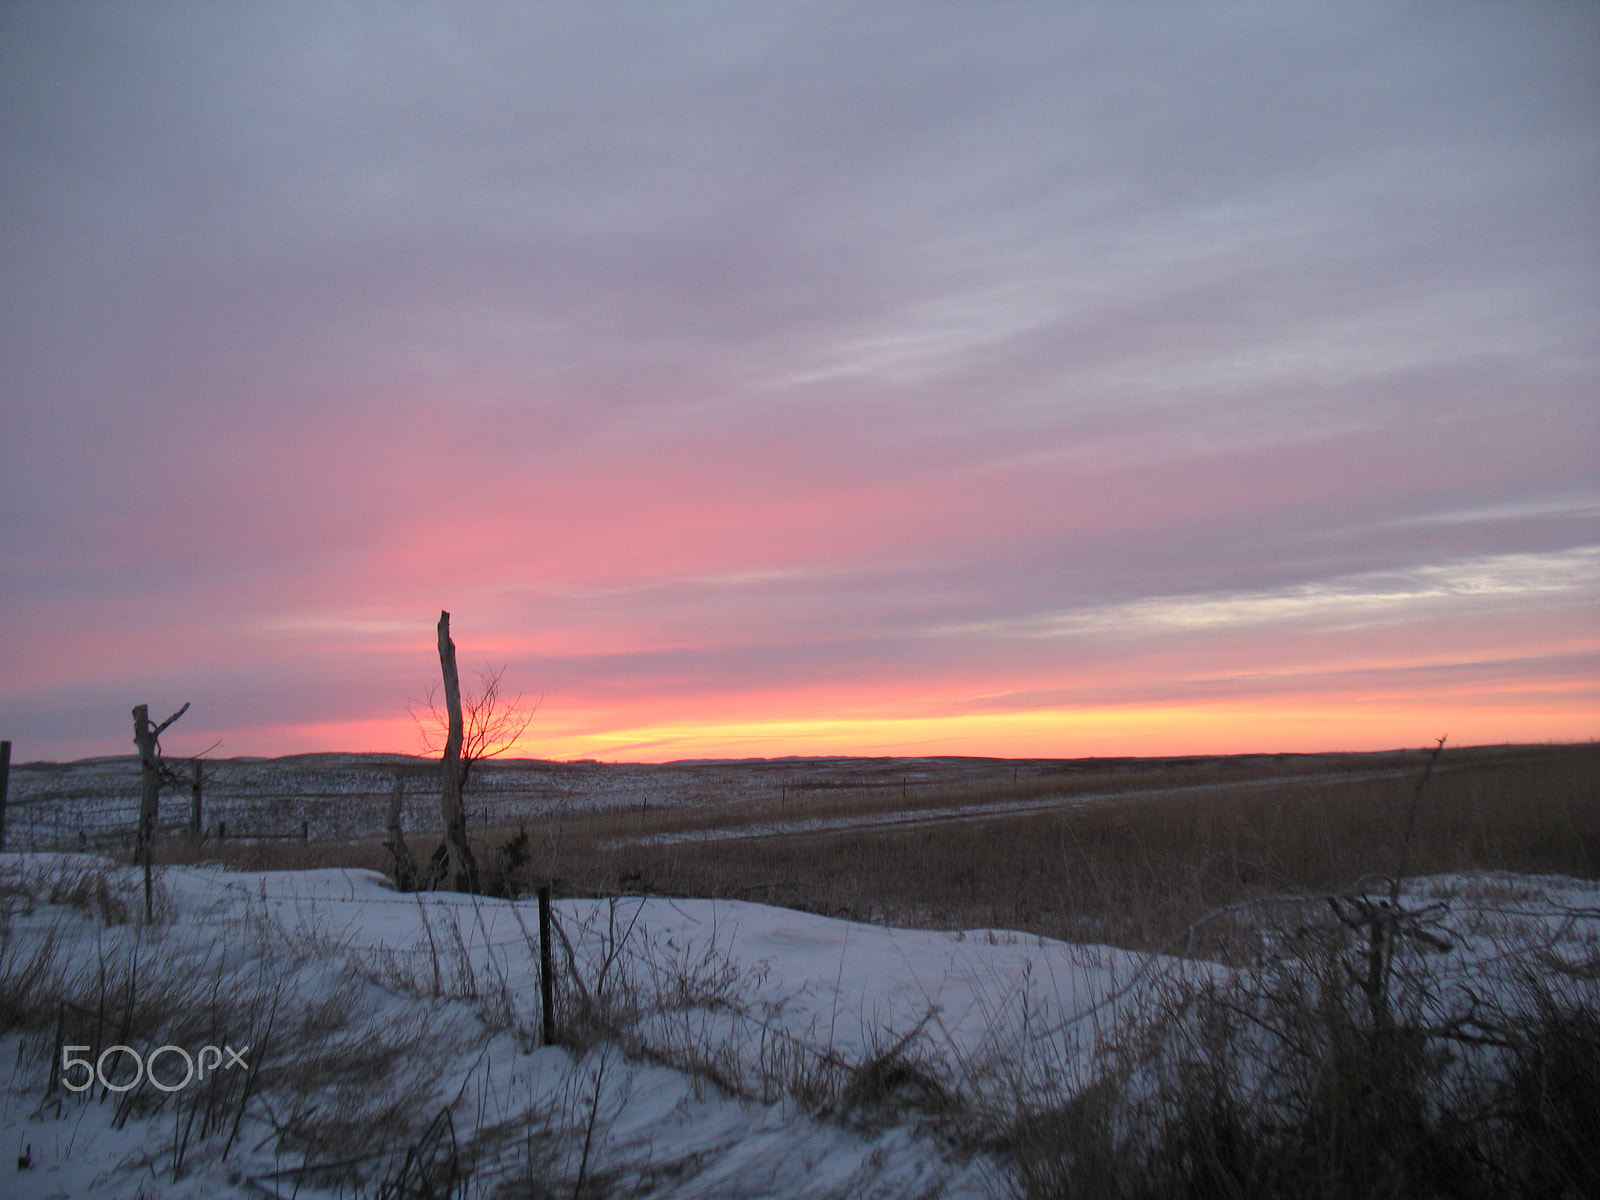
top-left (1, 852), bottom-right (1594, 1198)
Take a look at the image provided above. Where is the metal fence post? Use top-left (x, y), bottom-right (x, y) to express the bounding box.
top-left (539, 886), bottom-right (555, 1046)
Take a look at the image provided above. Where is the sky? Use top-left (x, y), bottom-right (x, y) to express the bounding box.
top-left (2, 1), bottom-right (1597, 764)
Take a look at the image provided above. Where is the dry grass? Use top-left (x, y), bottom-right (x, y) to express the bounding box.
top-left (1006, 890), bottom-right (1600, 1200)
top-left (532, 743), bottom-right (1600, 958)
top-left (0, 859), bottom-right (479, 1192)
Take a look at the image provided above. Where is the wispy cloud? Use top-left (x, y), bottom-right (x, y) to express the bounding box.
top-left (940, 549), bottom-right (1600, 641)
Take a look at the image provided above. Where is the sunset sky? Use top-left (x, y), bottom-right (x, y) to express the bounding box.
top-left (3, 2), bottom-right (1596, 764)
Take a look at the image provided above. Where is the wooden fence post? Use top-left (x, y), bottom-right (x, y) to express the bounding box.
top-left (189, 760), bottom-right (203, 840)
top-left (0, 740), bottom-right (10, 853)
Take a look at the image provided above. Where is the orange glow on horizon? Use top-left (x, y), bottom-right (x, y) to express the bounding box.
top-left (265, 694), bottom-right (1596, 765)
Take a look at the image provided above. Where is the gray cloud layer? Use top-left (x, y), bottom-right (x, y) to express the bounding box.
top-left (2, 2), bottom-right (1596, 756)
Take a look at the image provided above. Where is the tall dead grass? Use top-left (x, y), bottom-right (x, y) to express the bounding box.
top-left (1007, 882), bottom-right (1600, 1200)
top-left (546, 743), bottom-right (1599, 957)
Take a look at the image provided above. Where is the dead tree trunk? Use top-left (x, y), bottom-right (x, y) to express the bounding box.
top-left (131, 701), bottom-right (188, 922)
top-left (385, 773), bottom-right (419, 892)
top-left (132, 702), bottom-right (187, 852)
top-left (133, 705), bottom-right (160, 853)
top-left (437, 611), bottom-right (478, 892)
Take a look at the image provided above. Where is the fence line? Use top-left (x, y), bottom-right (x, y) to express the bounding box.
top-left (1, 794), bottom-right (318, 852)
top-left (0, 788), bottom-right (545, 852)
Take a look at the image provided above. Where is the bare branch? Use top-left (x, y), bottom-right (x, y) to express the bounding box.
top-left (152, 701), bottom-right (191, 738)
top-left (410, 663), bottom-right (539, 779)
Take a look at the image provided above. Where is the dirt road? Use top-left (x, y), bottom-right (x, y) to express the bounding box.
top-left (606, 766), bottom-right (1424, 848)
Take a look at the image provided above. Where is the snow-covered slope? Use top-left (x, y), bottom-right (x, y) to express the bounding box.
top-left (0, 855), bottom-right (1594, 1198)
